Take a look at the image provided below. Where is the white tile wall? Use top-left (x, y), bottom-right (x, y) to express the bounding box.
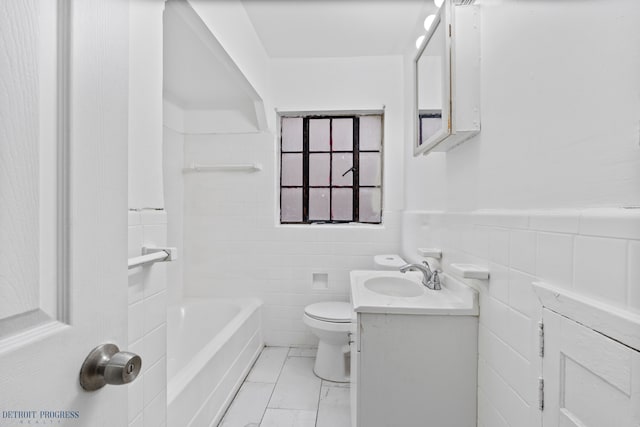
top-left (163, 118), bottom-right (185, 306)
top-left (535, 232), bottom-right (573, 289)
top-left (182, 133), bottom-right (401, 346)
top-left (488, 228), bottom-right (510, 266)
top-left (127, 209), bottom-right (168, 427)
top-left (573, 236), bottom-right (628, 305)
top-left (402, 208), bottom-right (640, 427)
top-left (529, 210), bottom-right (580, 234)
top-left (509, 230), bottom-right (536, 275)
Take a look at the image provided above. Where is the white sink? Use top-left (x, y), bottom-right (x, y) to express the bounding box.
top-left (364, 276), bottom-right (424, 297)
top-left (350, 270), bottom-right (479, 316)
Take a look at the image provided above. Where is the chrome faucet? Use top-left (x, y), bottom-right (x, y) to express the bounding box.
top-left (399, 261), bottom-right (442, 291)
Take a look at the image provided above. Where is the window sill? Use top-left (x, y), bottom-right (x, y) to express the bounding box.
top-left (277, 222), bottom-right (385, 229)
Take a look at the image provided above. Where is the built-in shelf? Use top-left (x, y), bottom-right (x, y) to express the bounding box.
top-left (449, 263), bottom-right (490, 280)
top-left (417, 248), bottom-right (442, 259)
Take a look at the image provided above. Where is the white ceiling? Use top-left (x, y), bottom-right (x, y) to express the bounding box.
top-left (163, 0), bottom-right (436, 117)
top-left (241, 0), bottom-right (436, 58)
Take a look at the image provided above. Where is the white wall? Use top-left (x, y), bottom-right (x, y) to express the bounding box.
top-left (402, 1), bottom-right (640, 426)
top-left (270, 56), bottom-right (406, 212)
top-left (405, 0), bottom-right (640, 212)
top-left (127, 210), bottom-right (168, 427)
top-left (181, 56), bottom-right (405, 346)
top-left (450, 0), bottom-right (640, 211)
top-left (129, 0), bottom-right (165, 209)
top-left (163, 101), bottom-right (185, 306)
top-left (186, 0), bottom-right (273, 129)
top-left (128, 1), bottom-right (167, 426)
top-left (402, 50), bottom-right (447, 212)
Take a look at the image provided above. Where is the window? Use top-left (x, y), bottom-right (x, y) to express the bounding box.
top-left (419, 110), bottom-right (442, 145)
top-left (279, 113), bottom-right (383, 224)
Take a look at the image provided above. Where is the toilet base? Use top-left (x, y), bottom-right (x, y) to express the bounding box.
top-left (313, 341), bottom-right (350, 383)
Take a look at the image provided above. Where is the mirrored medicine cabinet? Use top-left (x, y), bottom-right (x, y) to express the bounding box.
top-left (414, 0), bottom-right (480, 155)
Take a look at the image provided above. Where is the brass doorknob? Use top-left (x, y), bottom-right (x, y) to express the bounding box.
top-left (79, 343), bottom-right (142, 391)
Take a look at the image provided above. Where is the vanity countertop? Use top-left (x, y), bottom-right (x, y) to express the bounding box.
top-left (350, 270), bottom-right (478, 316)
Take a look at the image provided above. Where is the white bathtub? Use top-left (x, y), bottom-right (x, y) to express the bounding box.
top-left (167, 298), bottom-right (263, 427)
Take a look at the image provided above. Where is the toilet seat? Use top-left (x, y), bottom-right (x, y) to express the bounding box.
top-left (304, 302), bottom-right (352, 323)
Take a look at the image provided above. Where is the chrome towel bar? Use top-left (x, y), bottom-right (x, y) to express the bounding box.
top-left (183, 162), bottom-right (262, 173)
top-left (128, 246), bottom-right (178, 269)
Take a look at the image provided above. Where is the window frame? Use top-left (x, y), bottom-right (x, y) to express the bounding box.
top-left (279, 111), bottom-right (384, 225)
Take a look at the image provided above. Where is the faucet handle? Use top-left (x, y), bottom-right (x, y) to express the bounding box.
top-left (430, 270), bottom-right (442, 290)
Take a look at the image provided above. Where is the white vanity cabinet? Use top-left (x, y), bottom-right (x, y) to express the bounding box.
top-left (351, 313), bottom-right (478, 427)
top-left (350, 271), bottom-right (479, 427)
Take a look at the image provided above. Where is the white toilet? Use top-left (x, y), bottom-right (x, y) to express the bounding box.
top-left (303, 301), bottom-right (353, 382)
top-left (303, 254), bottom-right (407, 382)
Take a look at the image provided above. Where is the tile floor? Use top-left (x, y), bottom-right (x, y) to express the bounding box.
top-left (219, 347), bottom-right (351, 427)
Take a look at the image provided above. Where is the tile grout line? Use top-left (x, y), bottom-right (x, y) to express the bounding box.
top-left (259, 347), bottom-right (291, 426)
top-left (314, 379), bottom-right (325, 427)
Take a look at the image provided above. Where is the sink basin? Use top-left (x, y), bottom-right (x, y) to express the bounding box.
top-left (364, 276), bottom-right (424, 297)
top-left (350, 270), bottom-right (479, 315)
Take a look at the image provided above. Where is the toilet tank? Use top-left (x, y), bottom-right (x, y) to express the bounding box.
top-left (373, 254), bottom-right (406, 270)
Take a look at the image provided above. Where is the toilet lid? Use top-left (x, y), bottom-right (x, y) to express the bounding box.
top-left (305, 302), bottom-right (352, 323)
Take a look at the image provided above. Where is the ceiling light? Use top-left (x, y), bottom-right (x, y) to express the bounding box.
top-left (415, 35), bottom-right (425, 49)
top-left (434, 0), bottom-right (444, 7)
top-left (423, 14), bottom-right (436, 31)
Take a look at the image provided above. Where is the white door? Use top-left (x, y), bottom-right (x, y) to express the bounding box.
top-left (542, 309), bottom-right (640, 427)
top-left (0, 1), bottom-right (131, 426)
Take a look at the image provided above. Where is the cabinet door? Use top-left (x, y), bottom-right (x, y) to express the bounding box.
top-left (356, 314), bottom-right (477, 427)
top-left (542, 309), bottom-right (640, 427)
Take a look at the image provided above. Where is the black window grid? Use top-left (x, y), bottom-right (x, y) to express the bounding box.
top-left (279, 114), bottom-right (383, 224)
